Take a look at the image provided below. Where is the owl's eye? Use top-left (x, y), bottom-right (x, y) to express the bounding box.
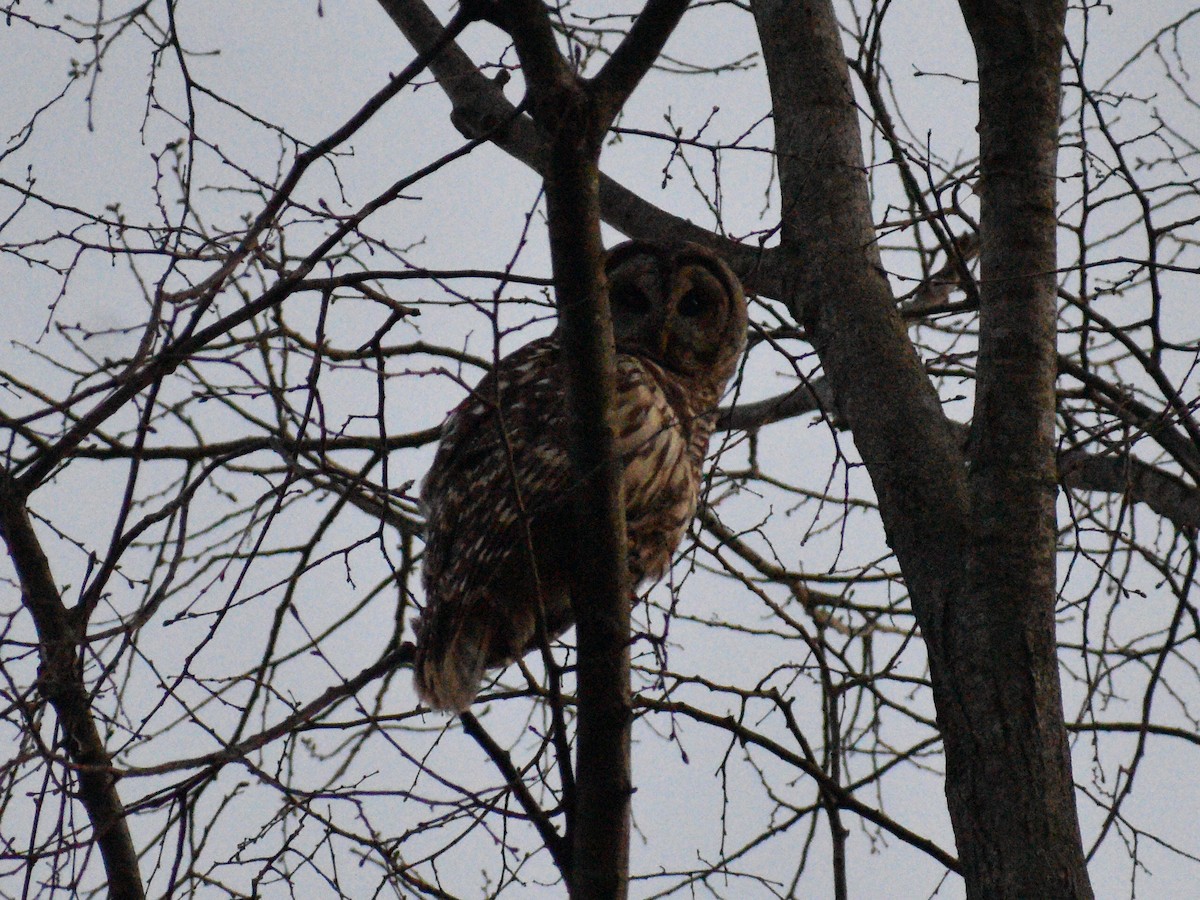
top-left (611, 282), bottom-right (651, 313)
top-left (678, 288), bottom-right (711, 317)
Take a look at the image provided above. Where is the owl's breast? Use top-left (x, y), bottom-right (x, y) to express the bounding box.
top-left (615, 356), bottom-right (709, 585)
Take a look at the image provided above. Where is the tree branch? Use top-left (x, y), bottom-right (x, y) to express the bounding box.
top-left (590, 0), bottom-right (692, 122)
top-left (715, 377), bottom-right (836, 433)
top-left (0, 472), bottom-right (145, 899)
top-left (716, 384), bottom-right (1200, 533)
top-left (15, 131), bottom-right (489, 493)
top-left (752, 0), bottom-right (969, 656)
top-left (1060, 450), bottom-right (1200, 530)
top-left (638, 697), bottom-right (961, 873)
top-left (460, 711), bottom-right (572, 876)
top-left (373, 0), bottom-right (777, 294)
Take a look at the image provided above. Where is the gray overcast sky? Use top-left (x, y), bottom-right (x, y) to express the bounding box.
top-left (3, 1), bottom-right (1200, 896)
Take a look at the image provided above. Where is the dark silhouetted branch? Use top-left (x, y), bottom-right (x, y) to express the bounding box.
top-left (0, 472), bottom-right (145, 899)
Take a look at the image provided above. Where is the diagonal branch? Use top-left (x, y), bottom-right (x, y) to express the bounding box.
top-left (374, 0), bottom-right (777, 293)
top-left (1060, 451), bottom-right (1200, 530)
top-left (590, 0), bottom-right (692, 123)
top-left (715, 377), bottom-right (836, 433)
top-left (0, 471), bottom-right (145, 900)
top-left (460, 711), bottom-right (572, 876)
top-left (15, 128), bottom-right (491, 495)
top-left (638, 697), bottom-right (961, 873)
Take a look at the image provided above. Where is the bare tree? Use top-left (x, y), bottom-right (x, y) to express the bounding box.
top-left (3, 0), bottom-right (1199, 897)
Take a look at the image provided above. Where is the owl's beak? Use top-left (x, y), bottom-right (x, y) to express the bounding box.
top-left (656, 284), bottom-right (688, 358)
top-left (657, 316), bottom-right (673, 358)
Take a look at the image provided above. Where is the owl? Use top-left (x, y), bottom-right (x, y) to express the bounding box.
top-left (413, 240), bottom-right (747, 711)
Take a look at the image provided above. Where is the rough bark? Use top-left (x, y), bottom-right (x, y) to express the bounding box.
top-left (544, 105), bottom-right (633, 900)
top-left (953, 1), bottom-right (1093, 895)
top-left (752, 0), bottom-right (968, 657)
top-left (509, 30), bottom-right (632, 893)
top-left (755, 0), bottom-right (1093, 896)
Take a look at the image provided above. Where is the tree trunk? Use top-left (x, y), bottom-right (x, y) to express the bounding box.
top-left (545, 100), bottom-right (634, 900)
top-left (498, 3), bottom-right (692, 895)
top-left (948, 2), bottom-right (1092, 896)
top-left (755, 0), bottom-right (1093, 895)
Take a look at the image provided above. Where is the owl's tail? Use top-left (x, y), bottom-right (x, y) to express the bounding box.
top-left (413, 602), bottom-right (493, 713)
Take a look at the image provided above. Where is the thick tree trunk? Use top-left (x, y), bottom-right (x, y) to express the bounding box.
top-left (949, 2), bottom-right (1092, 896)
top-left (754, 0), bottom-right (1093, 895)
top-left (506, 19), bottom-right (634, 891)
top-left (751, 0), bottom-right (968, 659)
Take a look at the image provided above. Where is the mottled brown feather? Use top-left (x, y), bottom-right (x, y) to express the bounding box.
top-left (414, 241), bottom-right (747, 711)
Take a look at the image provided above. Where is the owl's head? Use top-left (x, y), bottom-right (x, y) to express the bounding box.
top-left (604, 240), bottom-right (748, 387)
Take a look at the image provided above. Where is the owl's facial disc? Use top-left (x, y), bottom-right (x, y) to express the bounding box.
top-left (605, 241), bottom-right (746, 387)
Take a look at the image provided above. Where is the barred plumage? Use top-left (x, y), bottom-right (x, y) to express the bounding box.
top-left (414, 240), bottom-right (747, 711)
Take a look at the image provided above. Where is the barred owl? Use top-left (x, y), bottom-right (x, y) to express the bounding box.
top-left (414, 240), bottom-right (747, 712)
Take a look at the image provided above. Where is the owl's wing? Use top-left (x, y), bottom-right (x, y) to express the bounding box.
top-left (414, 342), bottom-right (699, 711)
top-left (415, 337), bottom-right (575, 710)
top-left (419, 338), bottom-right (574, 601)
